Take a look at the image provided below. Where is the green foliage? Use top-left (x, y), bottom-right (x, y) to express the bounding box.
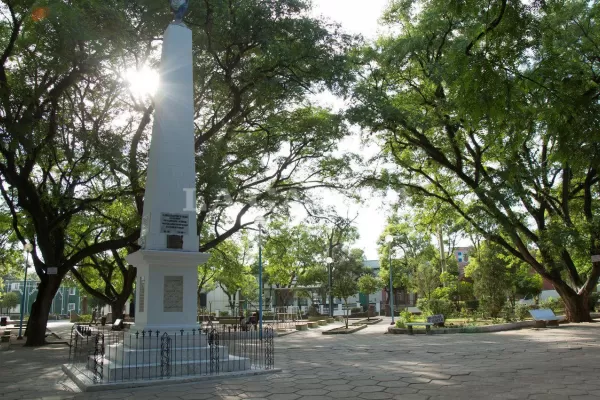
top-left (350, 0), bottom-right (600, 322)
top-left (351, 307), bottom-right (362, 314)
top-left (333, 275), bottom-right (359, 329)
top-left (417, 298), bottom-right (455, 317)
top-left (515, 304), bottom-right (531, 322)
top-left (539, 298), bottom-right (564, 313)
top-left (219, 311), bottom-right (230, 317)
top-left (0, 292), bottom-right (19, 311)
top-left (465, 243), bottom-right (511, 318)
top-left (411, 263), bottom-right (441, 300)
top-left (78, 315), bottom-right (92, 323)
top-left (357, 275), bottom-right (380, 298)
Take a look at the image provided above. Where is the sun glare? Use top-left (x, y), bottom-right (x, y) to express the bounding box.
top-left (124, 66), bottom-right (159, 97)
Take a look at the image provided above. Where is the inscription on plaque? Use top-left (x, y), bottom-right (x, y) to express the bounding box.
top-left (160, 213), bottom-right (189, 235)
top-left (164, 276), bottom-right (183, 312)
top-left (139, 277), bottom-right (145, 312)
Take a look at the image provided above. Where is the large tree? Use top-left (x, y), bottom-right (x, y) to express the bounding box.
top-left (0, 0), bottom-right (165, 345)
top-left (1, 0), bottom-right (356, 345)
top-left (350, 0), bottom-right (600, 321)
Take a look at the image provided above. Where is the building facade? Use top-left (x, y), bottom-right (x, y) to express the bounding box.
top-left (2, 278), bottom-right (82, 317)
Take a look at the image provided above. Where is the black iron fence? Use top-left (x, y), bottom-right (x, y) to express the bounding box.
top-left (67, 323), bottom-right (274, 384)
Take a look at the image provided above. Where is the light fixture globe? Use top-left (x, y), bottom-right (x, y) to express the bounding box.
top-left (326, 257), bottom-right (333, 264)
top-left (385, 235), bottom-right (394, 244)
top-left (24, 242), bottom-right (33, 253)
top-left (254, 215), bottom-right (266, 226)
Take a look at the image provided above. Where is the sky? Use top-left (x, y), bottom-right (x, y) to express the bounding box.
top-left (303, 0), bottom-right (394, 260)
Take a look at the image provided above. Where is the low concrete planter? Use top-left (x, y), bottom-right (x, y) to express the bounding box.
top-left (295, 324), bottom-right (308, 331)
top-left (317, 320), bottom-right (328, 326)
top-left (307, 322), bottom-right (319, 328)
top-left (323, 324), bottom-right (367, 335)
top-left (352, 318), bottom-right (382, 326)
top-left (326, 318), bottom-right (335, 323)
top-left (388, 320), bottom-right (537, 334)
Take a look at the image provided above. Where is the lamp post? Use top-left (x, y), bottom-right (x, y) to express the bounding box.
top-left (385, 235), bottom-right (394, 325)
top-left (18, 242), bottom-right (33, 340)
top-left (254, 216), bottom-right (266, 340)
top-left (326, 257), bottom-right (333, 317)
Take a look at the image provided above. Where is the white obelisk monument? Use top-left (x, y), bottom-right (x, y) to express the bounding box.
top-left (127, 0), bottom-right (208, 332)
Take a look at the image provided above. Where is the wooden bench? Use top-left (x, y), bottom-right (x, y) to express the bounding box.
top-left (405, 322), bottom-right (433, 335)
top-left (295, 324), bottom-right (308, 331)
top-left (307, 322), bottom-right (319, 328)
top-left (529, 309), bottom-right (560, 328)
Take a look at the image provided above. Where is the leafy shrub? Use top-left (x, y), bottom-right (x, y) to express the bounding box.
top-left (308, 305), bottom-right (319, 316)
top-left (464, 300), bottom-right (479, 311)
top-left (219, 311), bottom-right (229, 317)
top-left (515, 303), bottom-right (531, 321)
top-left (399, 310), bottom-right (413, 323)
top-left (417, 298), bottom-right (455, 317)
top-left (78, 314), bottom-right (92, 323)
top-left (395, 319), bottom-right (406, 328)
top-left (351, 307), bottom-right (362, 314)
top-left (501, 304), bottom-right (515, 323)
top-left (539, 297), bottom-right (563, 313)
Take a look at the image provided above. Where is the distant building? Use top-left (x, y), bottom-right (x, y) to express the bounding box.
top-left (453, 247), bottom-right (472, 277)
top-left (2, 278), bottom-right (82, 316)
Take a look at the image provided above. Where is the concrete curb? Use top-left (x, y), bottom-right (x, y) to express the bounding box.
top-left (62, 364), bottom-right (281, 392)
top-left (323, 324), bottom-right (367, 335)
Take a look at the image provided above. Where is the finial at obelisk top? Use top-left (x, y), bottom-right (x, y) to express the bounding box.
top-left (170, 0), bottom-right (189, 24)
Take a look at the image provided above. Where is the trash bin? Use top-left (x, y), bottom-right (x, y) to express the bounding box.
top-left (101, 316), bottom-right (107, 326)
top-left (0, 317), bottom-right (7, 326)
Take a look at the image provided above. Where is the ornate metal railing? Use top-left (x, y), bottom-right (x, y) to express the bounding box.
top-left (66, 324), bottom-right (274, 384)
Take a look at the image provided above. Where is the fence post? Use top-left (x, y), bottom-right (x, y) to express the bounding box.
top-left (160, 332), bottom-right (171, 379)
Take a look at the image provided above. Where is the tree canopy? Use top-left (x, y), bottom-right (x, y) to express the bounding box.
top-left (349, 0), bottom-right (600, 322)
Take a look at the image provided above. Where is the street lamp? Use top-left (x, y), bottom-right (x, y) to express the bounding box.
top-left (18, 242), bottom-right (33, 340)
top-left (326, 257), bottom-right (333, 317)
top-left (385, 235), bottom-right (395, 325)
top-left (254, 216), bottom-right (266, 339)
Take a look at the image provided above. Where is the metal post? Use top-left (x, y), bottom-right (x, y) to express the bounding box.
top-left (328, 263), bottom-right (333, 318)
top-left (17, 252), bottom-right (29, 340)
top-left (258, 239), bottom-right (263, 340)
top-left (389, 243), bottom-right (394, 325)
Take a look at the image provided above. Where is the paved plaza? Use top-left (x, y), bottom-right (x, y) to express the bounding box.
top-left (2, 319), bottom-right (600, 399)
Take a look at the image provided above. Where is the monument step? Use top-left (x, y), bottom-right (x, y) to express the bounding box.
top-left (89, 355), bottom-right (252, 381)
top-left (101, 345), bottom-right (229, 364)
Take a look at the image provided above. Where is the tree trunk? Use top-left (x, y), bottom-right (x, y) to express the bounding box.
top-left (25, 276), bottom-right (61, 346)
top-left (556, 286), bottom-right (592, 323)
top-left (110, 298), bottom-right (126, 321)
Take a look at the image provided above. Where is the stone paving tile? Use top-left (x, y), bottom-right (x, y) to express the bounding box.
top-left (4, 319), bottom-right (600, 399)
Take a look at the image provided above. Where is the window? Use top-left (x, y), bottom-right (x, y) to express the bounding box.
top-left (69, 287), bottom-right (76, 295)
top-left (458, 252), bottom-right (462, 256)
top-left (458, 257), bottom-right (463, 262)
top-left (68, 303), bottom-right (76, 311)
top-left (463, 254), bottom-right (468, 262)
top-left (11, 283), bottom-right (20, 291)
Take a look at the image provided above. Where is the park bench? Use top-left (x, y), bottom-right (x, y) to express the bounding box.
top-left (295, 323), bottom-right (308, 331)
top-left (529, 309), bottom-right (560, 328)
top-left (405, 322), bottom-right (433, 335)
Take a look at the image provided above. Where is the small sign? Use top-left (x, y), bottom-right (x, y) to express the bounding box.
top-left (592, 255), bottom-right (600, 263)
top-left (47, 267), bottom-right (58, 275)
top-left (427, 314), bottom-right (445, 324)
top-left (160, 213), bottom-right (189, 235)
